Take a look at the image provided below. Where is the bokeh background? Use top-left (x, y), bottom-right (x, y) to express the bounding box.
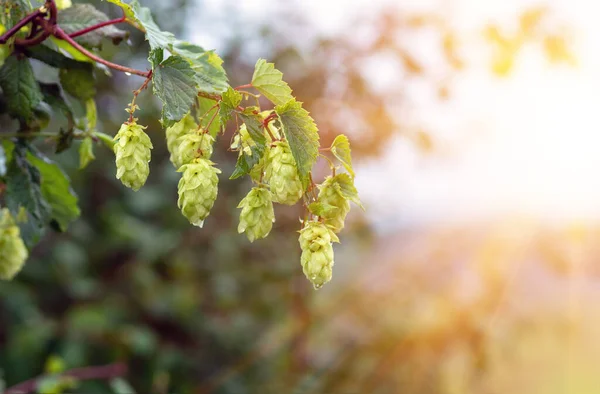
top-left (3, 0), bottom-right (600, 392)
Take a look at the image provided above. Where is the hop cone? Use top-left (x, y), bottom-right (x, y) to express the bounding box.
top-left (318, 176), bottom-right (351, 233)
top-left (265, 141), bottom-right (303, 205)
top-left (177, 158), bottom-right (221, 227)
top-left (174, 132), bottom-right (214, 168)
top-left (237, 187), bottom-right (275, 242)
top-left (299, 221), bottom-right (339, 289)
top-left (114, 121), bottom-right (153, 191)
top-left (0, 208), bottom-right (28, 280)
top-left (166, 113), bottom-right (197, 167)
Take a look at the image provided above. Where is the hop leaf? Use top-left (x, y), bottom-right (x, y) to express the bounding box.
top-left (265, 141), bottom-right (303, 205)
top-left (317, 175), bottom-right (351, 233)
top-left (113, 121), bottom-right (153, 191)
top-left (237, 186), bottom-right (275, 242)
top-left (299, 221), bottom-right (339, 289)
top-left (0, 208), bottom-right (28, 280)
top-left (174, 131), bottom-right (214, 168)
top-left (166, 112), bottom-right (196, 167)
top-left (177, 158), bottom-right (221, 227)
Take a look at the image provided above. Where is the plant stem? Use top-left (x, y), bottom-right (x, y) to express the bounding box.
top-left (53, 26), bottom-right (150, 77)
top-left (4, 363), bottom-right (128, 394)
top-left (234, 83), bottom-right (252, 90)
top-left (127, 71), bottom-right (153, 122)
top-left (68, 14), bottom-right (126, 39)
top-left (0, 9), bottom-right (45, 44)
top-left (0, 131), bottom-right (57, 139)
top-left (198, 91), bottom-right (222, 101)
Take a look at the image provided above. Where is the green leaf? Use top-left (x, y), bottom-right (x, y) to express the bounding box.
top-left (152, 55), bottom-right (197, 124)
top-left (219, 87), bottom-right (242, 127)
top-left (171, 40), bottom-right (228, 94)
top-left (110, 378), bottom-right (137, 394)
top-left (0, 0), bottom-right (31, 30)
top-left (48, 36), bottom-right (93, 63)
top-left (24, 44), bottom-right (94, 70)
top-left (86, 98), bottom-right (97, 130)
top-left (79, 137), bottom-right (95, 169)
top-left (103, 0), bottom-right (135, 21)
top-left (129, 0), bottom-right (174, 50)
top-left (332, 173), bottom-right (364, 210)
top-left (238, 110), bottom-right (266, 146)
top-left (308, 201), bottom-right (338, 217)
top-left (251, 58), bottom-right (294, 106)
top-left (197, 96), bottom-right (220, 137)
top-left (27, 152), bottom-right (80, 232)
top-left (230, 145), bottom-right (264, 180)
top-left (5, 143), bottom-right (50, 246)
top-left (148, 47), bottom-right (163, 69)
top-left (330, 134), bottom-right (355, 177)
top-left (275, 99), bottom-right (319, 187)
top-left (39, 83), bottom-right (77, 153)
top-left (58, 4), bottom-right (128, 48)
top-left (0, 56), bottom-right (42, 120)
top-left (59, 68), bottom-right (96, 101)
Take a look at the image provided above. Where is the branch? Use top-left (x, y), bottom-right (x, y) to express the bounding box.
top-left (4, 363), bottom-right (128, 394)
top-left (0, 9), bottom-right (45, 44)
top-left (68, 12), bottom-right (126, 39)
top-left (53, 26), bottom-right (150, 77)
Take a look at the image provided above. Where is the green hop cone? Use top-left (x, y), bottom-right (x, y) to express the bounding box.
top-left (0, 208), bottom-right (28, 280)
top-left (265, 141), bottom-right (303, 205)
top-left (299, 221), bottom-right (339, 289)
top-left (174, 131), bottom-right (214, 168)
top-left (177, 158), bottom-right (221, 227)
top-left (113, 121), bottom-right (153, 191)
top-left (318, 176), bottom-right (351, 233)
top-left (166, 113), bottom-right (197, 167)
top-left (237, 187), bottom-right (275, 242)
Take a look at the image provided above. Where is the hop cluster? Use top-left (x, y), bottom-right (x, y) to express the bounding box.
top-left (318, 176), bottom-right (351, 233)
top-left (114, 121), bottom-right (153, 191)
top-left (265, 141), bottom-right (303, 205)
top-left (177, 158), bottom-right (221, 227)
top-left (175, 132), bottom-right (214, 168)
top-left (166, 113), bottom-right (196, 167)
top-left (237, 187), bottom-right (275, 242)
top-left (0, 208), bottom-right (28, 280)
top-left (298, 221), bottom-right (338, 289)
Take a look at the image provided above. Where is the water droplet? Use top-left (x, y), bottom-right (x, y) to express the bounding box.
top-left (125, 72), bottom-right (132, 76)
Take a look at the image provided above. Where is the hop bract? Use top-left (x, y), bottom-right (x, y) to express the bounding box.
top-left (0, 208), bottom-right (28, 280)
top-left (166, 113), bottom-right (197, 167)
top-left (237, 187), bottom-right (275, 242)
top-left (177, 158), bottom-right (221, 227)
top-left (318, 176), bottom-right (351, 233)
top-left (174, 132), bottom-right (214, 168)
top-left (299, 221), bottom-right (339, 289)
top-left (265, 140), bottom-right (303, 205)
top-left (114, 121), bottom-right (153, 191)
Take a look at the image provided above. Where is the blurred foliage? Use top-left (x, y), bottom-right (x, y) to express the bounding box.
top-left (0, 0), bottom-right (578, 393)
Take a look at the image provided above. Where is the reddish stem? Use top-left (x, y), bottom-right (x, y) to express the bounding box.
top-left (234, 83), bottom-right (252, 90)
top-left (69, 13), bottom-right (126, 39)
top-left (128, 71), bottom-right (153, 122)
top-left (4, 363), bottom-right (128, 394)
top-left (53, 26), bottom-right (150, 77)
top-left (0, 9), bottom-right (45, 44)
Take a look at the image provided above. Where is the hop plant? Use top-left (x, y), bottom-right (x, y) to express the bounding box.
top-left (0, 208), bottom-right (28, 280)
top-left (265, 140), bottom-right (303, 205)
top-left (113, 121), bottom-right (153, 191)
top-left (175, 131), bottom-right (214, 168)
top-left (299, 221), bottom-right (339, 289)
top-left (318, 176), bottom-right (351, 233)
top-left (166, 113), bottom-right (197, 167)
top-left (237, 187), bottom-right (275, 242)
top-left (177, 158), bottom-right (221, 227)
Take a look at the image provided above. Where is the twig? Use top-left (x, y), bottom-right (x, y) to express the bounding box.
top-left (234, 83), bottom-right (252, 90)
top-left (53, 26), bottom-right (150, 77)
top-left (5, 363), bottom-right (128, 394)
top-left (128, 71), bottom-right (153, 122)
top-left (0, 9), bottom-right (45, 44)
top-left (68, 12), bottom-right (126, 39)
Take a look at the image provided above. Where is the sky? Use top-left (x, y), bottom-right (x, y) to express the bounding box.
top-left (190, 0), bottom-right (600, 231)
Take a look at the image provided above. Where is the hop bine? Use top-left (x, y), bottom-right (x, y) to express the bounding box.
top-left (177, 158), bottom-right (221, 227)
top-left (265, 140), bottom-right (303, 205)
top-left (317, 175), bottom-right (351, 233)
top-left (0, 208), bottom-right (28, 280)
top-left (237, 186), bottom-right (275, 242)
top-left (114, 121), bottom-right (153, 191)
top-left (299, 220), bottom-right (339, 289)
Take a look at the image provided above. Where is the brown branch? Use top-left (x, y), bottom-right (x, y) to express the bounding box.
top-left (53, 25), bottom-right (150, 77)
top-left (5, 363), bottom-right (128, 394)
